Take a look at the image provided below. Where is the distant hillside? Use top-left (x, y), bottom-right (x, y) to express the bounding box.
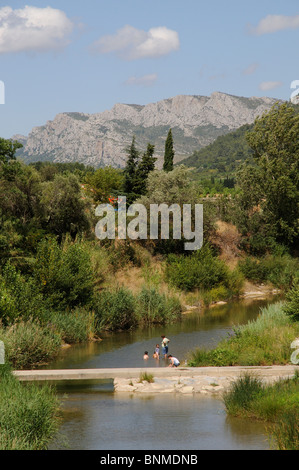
top-left (180, 123), bottom-right (254, 175)
top-left (13, 92), bottom-right (281, 169)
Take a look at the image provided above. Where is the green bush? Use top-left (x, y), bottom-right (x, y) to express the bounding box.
top-left (283, 282), bottom-right (299, 321)
top-left (238, 255), bottom-right (298, 290)
top-left (223, 372), bottom-right (299, 450)
top-left (135, 287), bottom-right (181, 325)
top-left (201, 285), bottom-right (230, 305)
top-left (94, 287), bottom-right (137, 331)
top-left (0, 365), bottom-right (60, 450)
top-left (262, 255), bottom-right (299, 290)
top-left (223, 373), bottom-right (264, 414)
top-left (188, 302), bottom-right (299, 366)
top-left (0, 263), bottom-right (45, 325)
top-left (48, 309), bottom-right (97, 344)
top-left (238, 257), bottom-right (268, 283)
top-left (33, 237), bottom-right (94, 310)
top-left (270, 409), bottom-right (299, 450)
top-left (0, 319), bottom-right (62, 369)
top-left (165, 245), bottom-right (230, 292)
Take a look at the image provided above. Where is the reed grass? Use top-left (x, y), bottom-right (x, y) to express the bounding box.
top-left (0, 364), bottom-right (60, 450)
top-left (138, 372), bottom-right (155, 383)
top-left (223, 371), bottom-right (299, 450)
top-left (188, 302), bottom-right (299, 366)
top-left (0, 319), bottom-right (62, 369)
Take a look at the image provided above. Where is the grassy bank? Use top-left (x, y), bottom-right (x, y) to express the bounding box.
top-left (223, 372), bottom-right (299, 450)
top-left (0, 364), bottom-right (60, 450)
top-left (187, 301), bottom-right (299, 366)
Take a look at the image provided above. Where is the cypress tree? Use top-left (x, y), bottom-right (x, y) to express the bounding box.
top-left (135, 143), bottom-right (156, 195)
top-left (163, 128), bottom-right (174, 172)
top-left (123, 136), bottom-right (139, 202)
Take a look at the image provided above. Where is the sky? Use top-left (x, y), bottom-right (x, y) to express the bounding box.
top-left (0, 0), bottom-right (299, 138)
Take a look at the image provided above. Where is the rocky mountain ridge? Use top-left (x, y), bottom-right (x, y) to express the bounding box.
top-left (14, 92), bottom-right (281, 168)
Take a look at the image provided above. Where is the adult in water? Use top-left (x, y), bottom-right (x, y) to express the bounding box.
top-left (161, 335), bottom-right (170, 358)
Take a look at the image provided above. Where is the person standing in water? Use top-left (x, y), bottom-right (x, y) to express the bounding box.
top-left (161, 335), bottom-right (170, 358)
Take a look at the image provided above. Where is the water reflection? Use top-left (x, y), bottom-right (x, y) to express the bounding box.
top-left (48, 298), bottom-right (278, 450)
top-left (50, 392), bottom-right (269, 451)
top-left (46, 297), bottom-right (277, 370)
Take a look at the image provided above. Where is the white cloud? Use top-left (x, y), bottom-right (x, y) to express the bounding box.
top-left (250, 14), bottom-right (299, 35)
top-left (242, 63), bottom-right (259, 75)
top-left (91, 25), bottom-right (180, 60)
top-left (259, 81), bottom-right (283, 91)
top-left (125, 74), bottom-right (158, 86)
top-left (0, 6), bottom-right (74, 54)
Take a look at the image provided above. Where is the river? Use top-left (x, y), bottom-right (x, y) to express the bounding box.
top-left (49, 297), bottom-right (277, 450)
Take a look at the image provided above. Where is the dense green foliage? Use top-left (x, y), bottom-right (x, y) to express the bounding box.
top-left (0, 320), bottom-right (62, 369)
top-left (33, 237), bottom-right (94, 310)
top-left (223, 372), bottom-right (299, 450)
top-left (182, 124), bottom-right (253, 176)
top-left (163, 128), bottom-right (175, 172)
top-left (94, 286), bottom-right (182, 331)
top-left (84, 166), bottom-right (124, 203)
top-left (234, 103), bottom-right (299, 250)
top-left (0, 365), bottom-right (60, 450)
top-left (165, 244), bottom-right (244, 299)
top-left (238, 254), bottom-right (299, 290)
top-left (135, 287), bottom-right (182, 325)
top-left (188, 302), bottom-right (299, 366)
top-left (123, 137), bottom-right (158, 202)
top-left (283, 281), bottom-right (299, 321)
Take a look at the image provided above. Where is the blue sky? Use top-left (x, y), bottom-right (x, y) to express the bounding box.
top-left (0, 0), bottom-right (299, 138)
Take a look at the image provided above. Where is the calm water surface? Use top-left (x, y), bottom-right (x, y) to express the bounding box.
top-left (49, 298), bottom-right (277, 450)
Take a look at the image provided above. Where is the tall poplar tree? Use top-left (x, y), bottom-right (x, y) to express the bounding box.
top-left (163, 128), bottom-right (175, 172)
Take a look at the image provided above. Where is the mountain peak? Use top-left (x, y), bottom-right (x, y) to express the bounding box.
top-left (16, 92), bottom-right (282, 168)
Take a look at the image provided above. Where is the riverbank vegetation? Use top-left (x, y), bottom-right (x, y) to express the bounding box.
top-left (0, 97), bottom-right (298, 450)
top-left (187, 294), bottom-right (299, 366)
top-left (0, 102), bottom-right (298, 371)
top-left (0, 364), bottom-right (60, 450)
top-left (223, 371), bottom-right (299, 450)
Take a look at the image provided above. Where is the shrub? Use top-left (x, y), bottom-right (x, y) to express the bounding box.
top-left (223, 373), bottom-right (264, 415)
top-left (238, 257), bottom-right (268, 283)
top-left (165, 245), bottom-right (230, 291)
top-left (48, 309), bottom-right (97, 344)
top-left (0, 263), bottom-right (45, 325)
top-left (201, 286), bottom-right (230, 305)
top-left (0, 365), bottom-right (60, 450)
top-left (138, 372), bottom-right (154, 383)
top-left (262, 255), bottom-right (299, 290)
top-left (238, 255), bottom-right (298, 290)
top-left (269, 409), bottom-right (299, 450)
top-left (33, 237), bottom-right (94, 310)
top-left (188, 302), bottom-right (299, 366)
top-left (135, 287), bottom-right (182, 325)
top-left (0, 319), bottom-right (62, 369)
top-left (223, 372), bottom-right (299, 450)
top-left (283, 282), bottom-right (299, 321)
top-left (94, 287), bottom-right (136, 331)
